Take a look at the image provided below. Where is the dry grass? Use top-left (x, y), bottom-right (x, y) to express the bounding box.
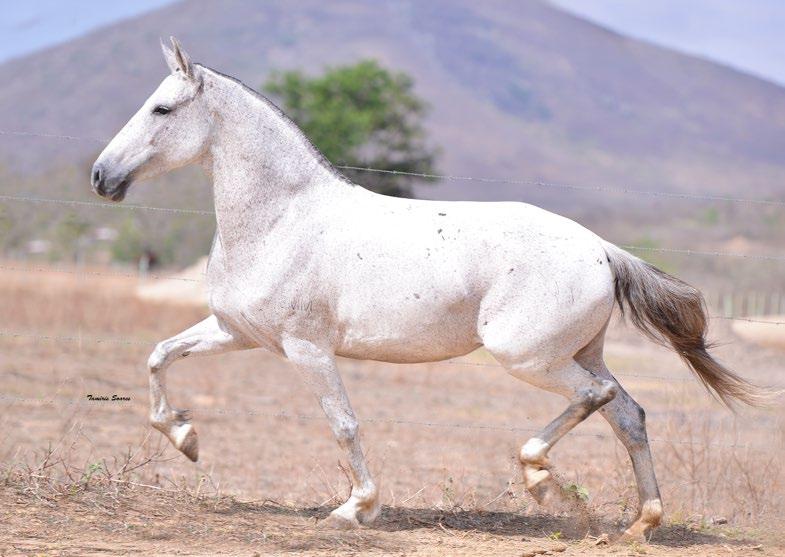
top-left (1, 261), bottom-right (784, 555)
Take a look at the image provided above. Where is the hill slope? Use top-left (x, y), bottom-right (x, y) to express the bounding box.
top-left (1, 0), bottom-right (784, 211)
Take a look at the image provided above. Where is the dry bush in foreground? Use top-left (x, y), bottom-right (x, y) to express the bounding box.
top-left (2, 432), bottom-right (779, 556)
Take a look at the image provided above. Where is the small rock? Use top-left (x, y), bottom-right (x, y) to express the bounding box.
top-left (711, 516), bottom-right (728, 525)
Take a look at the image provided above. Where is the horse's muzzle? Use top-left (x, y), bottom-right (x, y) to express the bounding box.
top-left (91, 162), bottom-right (131, 202)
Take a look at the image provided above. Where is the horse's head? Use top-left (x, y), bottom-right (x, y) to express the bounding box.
top-left (91, 38), bottom-right (211, 201)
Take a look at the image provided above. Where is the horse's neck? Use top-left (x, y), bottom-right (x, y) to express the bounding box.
top-left (203, 72), bottom-right (348, 252)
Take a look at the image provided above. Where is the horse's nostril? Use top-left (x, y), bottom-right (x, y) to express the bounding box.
top-left (91, 164), bottom-right (105, 194)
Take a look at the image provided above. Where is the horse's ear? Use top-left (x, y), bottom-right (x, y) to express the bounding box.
top-left (161, 36), bottom-right (195, 80)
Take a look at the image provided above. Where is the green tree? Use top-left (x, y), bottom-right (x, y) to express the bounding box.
top-left (0, 203), bottom-right (15, 254)
top-left (264, 60), bottom-right (438, 197)
top-left (53, 212), bottom-right (90, 262)
top-left (110, 217), bottom-right (144, 264)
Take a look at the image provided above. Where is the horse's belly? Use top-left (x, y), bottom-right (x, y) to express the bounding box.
top-left (336, 330), bottom-right (481, 363)
top-left (335, 298), bottom-right (482, 363)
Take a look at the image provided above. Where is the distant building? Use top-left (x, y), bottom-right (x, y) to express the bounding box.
top-left (26, 239), bottom-right (51, 255)
top-left (94, 227), bottom-right (118, 242)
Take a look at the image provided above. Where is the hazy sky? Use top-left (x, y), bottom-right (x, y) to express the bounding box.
top-left (1, 1), bottom-right (784, 87)
top-left (550, 0), bottom-right (785, 86)
top-left (0, 0), bottom-right (172, 63)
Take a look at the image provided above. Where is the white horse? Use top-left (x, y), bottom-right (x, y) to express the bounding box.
top-left (91, 39), bottom-right (768, 539)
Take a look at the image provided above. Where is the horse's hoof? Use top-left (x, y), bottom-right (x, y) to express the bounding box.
top-left (618, 527), bottom-right (647, 545)
top-left (618, 521), bottom-right (653, 544)
top-left (524, 466), bottom-right (551, 489)
top-left (320, 511), bottom-right (360, 530)
top-left (523, 465), bottom-right (553, 504)
top-left (618, 499), bottom-right (662, 543)
top-left (175, 423), bottom-right (199, 462)
top-left (356, 499), bottom-right (381, 525)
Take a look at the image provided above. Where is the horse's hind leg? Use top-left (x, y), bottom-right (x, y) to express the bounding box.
top-left (598, 387), bottom-right (662, 540)
top-left (576, 335), bottom-right (663, 540)
top-left (482, 297), bottom-right (618, 505)
top-left (510, 360), bottom-right (618, 503)
top-left (147, 314), bottom-right (247, 461)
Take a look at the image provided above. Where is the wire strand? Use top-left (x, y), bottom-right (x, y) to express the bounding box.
top-left (0, 193), bottom-right (213, 216)
top-left (0, 264), bottom-right (202, 283)
top-left (2, 128), bottom-right (785, 207)
top-left (0, 392), bottom-right (776, 451)
top-left (622, 245), bottom-right (785, 262)
top-left (1, 131), bottom-right (781, 458)
top-left (2, 328), bottom-right (785, 387)
top-left (3, 191), bottom-right (785, 263)
top-left (0, 130), bottom-right (105, 143)
top-left (334, 164), bottom-right (785, 207)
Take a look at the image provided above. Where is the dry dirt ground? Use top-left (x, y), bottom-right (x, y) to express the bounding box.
top-left (1, 263), bottom-right (784, 556)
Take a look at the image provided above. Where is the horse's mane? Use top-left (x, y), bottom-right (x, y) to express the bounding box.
top-left (198, 64), bottom-right (354, 186)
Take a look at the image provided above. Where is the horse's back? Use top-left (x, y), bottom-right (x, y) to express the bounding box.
top-left (338, 190), bottom-right (611, 289)
top-left (323, 191), bottom-right (615, 361)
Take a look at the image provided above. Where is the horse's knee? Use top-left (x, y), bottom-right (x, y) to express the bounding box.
top-left (147, 342), bottom-right (169, 373)
top-left (147, 339), bottom-right (189, 373)
top-left (333, 417), bottom-right (359, 447)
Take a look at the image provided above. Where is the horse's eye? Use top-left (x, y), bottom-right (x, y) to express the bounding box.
top-left (153, 105), bottom-right (171, 115)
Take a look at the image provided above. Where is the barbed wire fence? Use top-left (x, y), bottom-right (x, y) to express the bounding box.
top-left (1, 128), bottom-right (784, 459)
top-left (3, 129), bottom-right (785, 323)
top-left (0, 391), bottom-right (777, 451)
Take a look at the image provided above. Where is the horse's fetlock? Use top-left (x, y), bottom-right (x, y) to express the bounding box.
top-left (149, 412), bottom-right (167, 430)
top-left (520, 437), bottom-right (550, 464)
top-left (641, 498), bottom-right (663, 525)
top-left (352, 483), bottom-right (378, 502)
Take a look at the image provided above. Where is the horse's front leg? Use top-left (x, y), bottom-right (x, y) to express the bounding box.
top-left (147, 314), bottom-right (247, 461)
top-left (282, 336), bottom-right (380, 528)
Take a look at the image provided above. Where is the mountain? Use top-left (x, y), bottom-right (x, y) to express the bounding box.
top-left (1, 0), bottom-right (784, 231)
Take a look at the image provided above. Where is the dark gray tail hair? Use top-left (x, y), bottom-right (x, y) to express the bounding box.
top-left (603, 240), bottom-right (776, 408)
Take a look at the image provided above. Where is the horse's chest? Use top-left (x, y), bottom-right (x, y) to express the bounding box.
top-left (206, 254), bottom-right (328, 347)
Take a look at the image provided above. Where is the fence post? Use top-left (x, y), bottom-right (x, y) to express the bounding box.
top-left (723, 293), bottom-right (733, 318)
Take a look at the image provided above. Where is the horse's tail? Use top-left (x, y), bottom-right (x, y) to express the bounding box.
top-left (602, 240), bottom-right (776, 408)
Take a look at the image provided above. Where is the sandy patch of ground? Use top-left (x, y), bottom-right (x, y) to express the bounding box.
top-left (1, 262), bottom-right (783, 555)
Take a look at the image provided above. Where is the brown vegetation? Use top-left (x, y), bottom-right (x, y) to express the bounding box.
top-left (1, 263), bottom-right (783, 555)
